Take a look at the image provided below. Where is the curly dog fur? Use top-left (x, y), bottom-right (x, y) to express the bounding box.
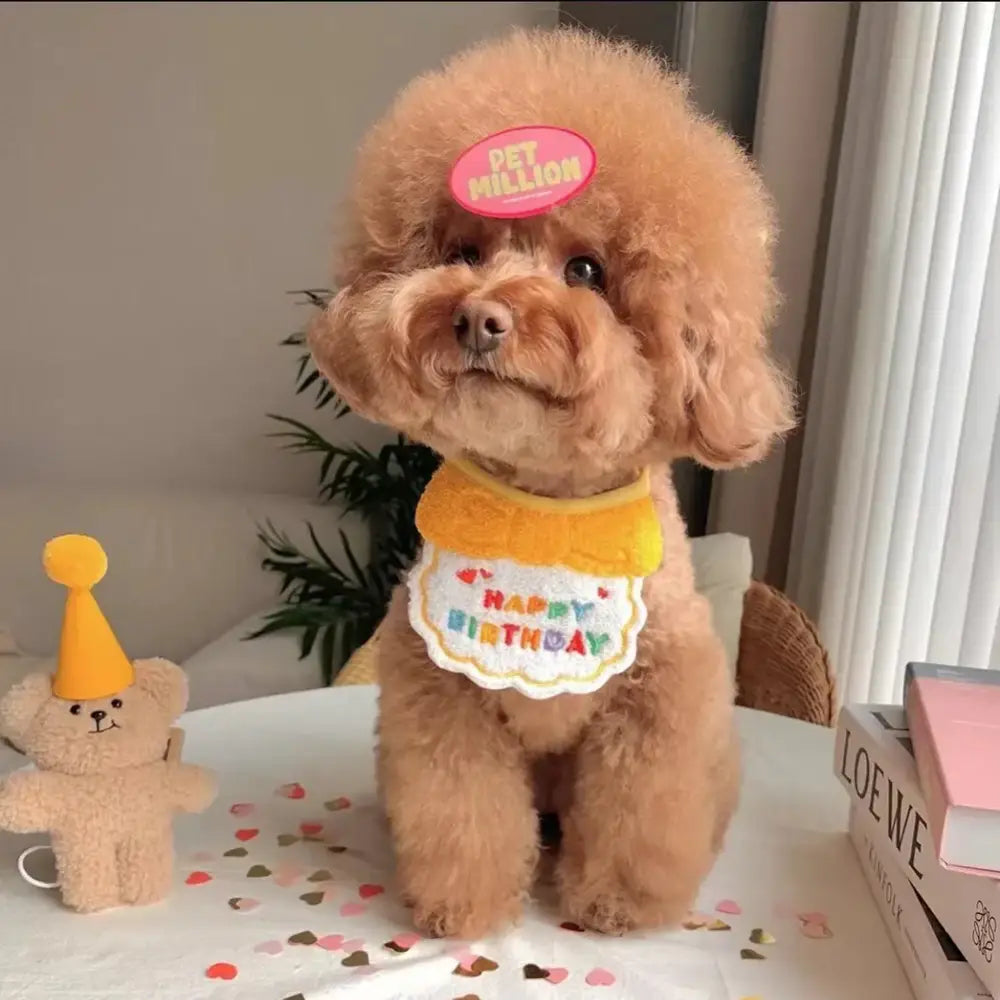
top-left (310, 28), bottom-right (794, 938)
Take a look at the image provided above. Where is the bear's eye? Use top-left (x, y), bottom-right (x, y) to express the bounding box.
top-left (445, 243), bottom-right (480, 266)
top-left (111, 698), bottom-right (122, 709)
top-left (69, 704), bottom-right (81, 715)
top-left (564, 255), bottom-right (605, 292)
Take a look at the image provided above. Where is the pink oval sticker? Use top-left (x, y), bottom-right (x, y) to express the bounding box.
top-left (449, 125), bottom-right (596, 219)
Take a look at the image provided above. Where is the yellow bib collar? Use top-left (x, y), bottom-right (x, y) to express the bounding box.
top-left (415, 461), bottom-right (662, 578)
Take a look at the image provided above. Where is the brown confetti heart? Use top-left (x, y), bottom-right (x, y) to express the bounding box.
top-left (327, 845), bottom-right (348, 854)
top-left (682, 916), bottom-right (708, 930)
top-left (559, 921), bottom-right (584, 932)
top-left (384, 941), bottom-right (407, 953)
top-left (453, 996), bottom-right (481, 1000)
top-left (307, 869), bottom-right (333, 883)
top-left (471, 957), bottom-right (498, 974)
top-left (299, 891), bottom-right (325, 906)
top-left (246, 864), bottom-right (271, 878)
top-left (707, 919), bottom-right (731, 931)
top-left (325, 796), bottom-right (351, 811)
top-left (740, 948), bottom-right (766, 960)
top-left (341, 950), bottom-right (369, 967)
top-left (223, 847), bottom-right (248, 858)
top-left (522, 964), bottom-right (548, 980)
top-left (750, 928), bottom-right (776, 945)
top-left (282, 995), bottom-right (306, 1000)
top-left (277, 834), bottom-right (299, 847)
top-left (288, 930), bottom-right (317, 946)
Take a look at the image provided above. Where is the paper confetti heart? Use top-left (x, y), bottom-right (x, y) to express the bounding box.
top-left (472, 957), bottom-right (498, 974)
top-left (750, 928), bottom-right (776, 945)
top-left (277, 834), bottom-right (299, 847)
top-left (277, 782), bottom-right (306, 799)
top-left (253, 940), bottom-right (283, 956)
top-left (682, 914), bottom-right (709, 930)
top-left (342, 950), bottom-right (370, 967)
top-left (716, 899), bottom-right (742, 915)
top-left (585, 968), bottom-right (616, 986)
top-left (523, 964), bottom-right (547, 980)
top-left (299, 891), bottom-right (326, 906)
top-left (740, 948), bottom-right (767, 960)
top-left (800, 920), bottom-right (834, 939)
top-left (234, 828), bottom-right (259, 842)
top-left (190, 851), bottom-right (214, 862)
top-left (316, 934), bottom-right (345, 951)
top-left (559, 921), bottom-right (584, 932)
top-left (300, 821), bottom-right (323, 836)
top-left (390, 932), bottom-right (420, 951)
top-left (340, 938), bottom-right (364, 952)
top-left (358, 883), bottom-right (384, 899)
top-left (205, 962), bottom-right (238, 980)
top-left (227, 897), bottom-right (259, 912)
top-left (324, 796), bottom-right (351, 811)
top-left (798, 911), bottom-right (828, 925)
top-left (282, 995), bottom-right (305, 1000)
top-left (456, 569), bottom-right (478, 584)
top-left (327, 845), bottom-right (348, 853)
top-left (246, 864), bottom-right (271, 878)
top-left (229, 802), bottom-right (254, 817)
top-left (547, 968), bottom-right (569, 984)
top-left (340, 901), bottom-right (366, 917)
top-left (307, 869), bottom-right (333, 883)
top-left (707, 919), bottom-right (731, 931)
top-left (185, 871), bottom-right (212, 886)
top-left (223, 847), bottom-right (248, 858)
top-left (288, 930), bottom-right (318, 946)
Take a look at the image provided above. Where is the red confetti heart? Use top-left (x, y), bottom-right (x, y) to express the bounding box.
top-left (229, 803), bottom-right (254, 817)
top-left (235, 828), bottom-right (259, 842)
top-left (456, 569), bottom-right (478, 584)
top-left (300, 821), bottom-right (323, 837)
top-left (205, 962), bottom-right (238, 980)
top-left (597, 587), bottom-right (610, 599)
top-left (185, 871), bottom-right (212, 885)
top-left (359, 883), bottom-right (384, 899)
top-left (277, 782), bottom-right (306, 799)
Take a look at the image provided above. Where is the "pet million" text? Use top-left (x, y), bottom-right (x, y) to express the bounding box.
top-left (467, 141), bottom-right (583, 202)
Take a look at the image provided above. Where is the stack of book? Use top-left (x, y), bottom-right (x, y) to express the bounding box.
top-left (836, 663), bottom-right (1000, 1000)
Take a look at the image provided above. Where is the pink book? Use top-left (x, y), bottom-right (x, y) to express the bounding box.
top-left (905, 662), bottom-right (1000, 876)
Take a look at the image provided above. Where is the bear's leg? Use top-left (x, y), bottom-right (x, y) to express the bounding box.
top-left (57, 839), bottom-right (121, 912)
top-left (118, 830), bottom-right (173, 905)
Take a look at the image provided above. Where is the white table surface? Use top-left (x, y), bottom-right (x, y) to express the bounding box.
top-left (0, 686), bottom-right (911, 1000)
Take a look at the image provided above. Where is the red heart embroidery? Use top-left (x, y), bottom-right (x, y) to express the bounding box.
top-left (205, 962), bottom-right (238, 981)
top-left (456, 569), bottom-right (478, 584)
top-left (185, 871), bottom-right (212, 885)
top-left (235, 828), bottom-right (259, 842)
top-left (479, 569), bottom-right (493, 579)
top-left (597, 587), bottom-right (610, 599)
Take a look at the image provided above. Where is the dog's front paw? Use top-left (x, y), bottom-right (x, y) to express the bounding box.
top-left (561, 874), bottom-right (692, 935)
top-left (567, 891), bottom-right (638, 936)
top-left (411, 894), bottom-right (521, 939)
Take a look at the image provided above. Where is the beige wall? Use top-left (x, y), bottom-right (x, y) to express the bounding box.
top-left (0, 1), bottom-right (556, 495)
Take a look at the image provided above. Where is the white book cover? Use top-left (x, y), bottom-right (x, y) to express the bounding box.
top-left (850, 808), bottom-right (991, 999)
top-left (836, 703), bottom-right (1000, 995)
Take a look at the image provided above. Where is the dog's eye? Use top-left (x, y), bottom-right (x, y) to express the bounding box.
top-left (69, 704), bottom-right (81, 715)
top-left (111, 698), bottom-right (122, 709)
top-left (564, 255), bottom-right (605, 291)
top-left (445, 243), bottom-right (481, 266)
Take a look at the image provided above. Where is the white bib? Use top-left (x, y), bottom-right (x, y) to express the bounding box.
top-left (407, 542), bottom-right (648, 699)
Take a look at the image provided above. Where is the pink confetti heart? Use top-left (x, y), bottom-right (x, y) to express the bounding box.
top-left (774, 901), bottom-right (798, 919)
top-left (253, 940), bottom-right (283, 956)
top-left (273, 863), bottom-right (304, 888)
top-left (392, 932), bottom-right (421, 950)
top-left (449, 947), bottom-right (477, 972)
top-left (716, 899), bottom-right (742, 915)
top-left (801, 920), bottom-right (834, 939)
top-left (546, 967), bottom-right (569, 984)
top-left (585, 968), bottom-right (616, 987)
top-left (341, 938), bottom-right (364, 952)
top-left (229, 803), bottom-right (254, 817)
top-left (317, 934), bottom-right (345, 951)
top-left (340, 902), bottom-right (366, 917)
top-left (190, 851), bottom-right (214, 862)
top-left (300, 821), bottom-right (323, 837)
top-left (798, 910), bottom-right (828, 925)
top-left (358, 883), bottom-right (384, 899)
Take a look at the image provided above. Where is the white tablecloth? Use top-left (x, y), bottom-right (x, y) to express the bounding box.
top-left (0, 687), bottom-right (910, 1000)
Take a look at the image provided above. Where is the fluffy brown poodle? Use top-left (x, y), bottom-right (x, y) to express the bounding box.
top-left (310, 28), bottom-right (794, 938)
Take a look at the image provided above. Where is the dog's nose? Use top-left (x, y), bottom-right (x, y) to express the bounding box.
top-left (90, 710), bottom-right (106, 723)
top-left (453, 299), bottom-right (512, 354)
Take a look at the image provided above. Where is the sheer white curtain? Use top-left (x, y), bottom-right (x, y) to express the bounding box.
top-left (786, 1), bottom-right (1000, 705)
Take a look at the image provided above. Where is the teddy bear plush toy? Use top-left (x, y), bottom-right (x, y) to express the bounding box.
top-left (0, 535), bottom-right (217, 912)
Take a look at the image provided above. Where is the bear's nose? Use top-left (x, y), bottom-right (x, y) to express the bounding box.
top-left (453, 298), bottom-right (513, 355)
top-left (90, 710), bottom-right (106, 723)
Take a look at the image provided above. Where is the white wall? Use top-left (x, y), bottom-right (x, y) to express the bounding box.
top-left (0, 1), bottom-right (556, 495)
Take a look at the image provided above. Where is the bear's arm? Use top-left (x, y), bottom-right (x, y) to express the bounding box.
top-left (166, 763), bottom-right (217, 814)
top-left (0, 770), bottom-right (65, 833)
